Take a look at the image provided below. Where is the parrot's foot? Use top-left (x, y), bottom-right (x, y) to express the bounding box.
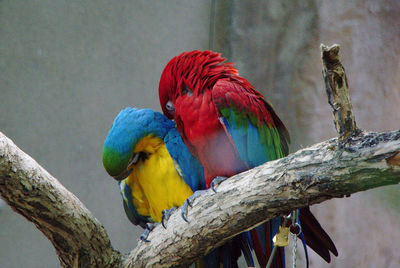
top-left (181, 190), bottom-right (207, 222)
top-left (161, 207), bottom-right (178, 229)
top-left (140, 222), bottom-right (159, 242)
top-left (211, 176), bottom-right (228, 192)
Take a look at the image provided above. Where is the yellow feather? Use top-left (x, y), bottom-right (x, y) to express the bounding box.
top-left (126, 135), bottom-right (193, 222)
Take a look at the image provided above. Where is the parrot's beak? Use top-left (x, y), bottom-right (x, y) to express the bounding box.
top-left (112, 153), bottom-right (140, 181)
top-left (112, 168), bottom-right (131, 181)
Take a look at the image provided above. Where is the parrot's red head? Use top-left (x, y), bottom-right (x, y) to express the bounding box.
top-left (159, 50), bottom-right (238, 119)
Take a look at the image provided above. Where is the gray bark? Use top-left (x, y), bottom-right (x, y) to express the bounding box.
top-left (0, 133), bottom-right (122, 268)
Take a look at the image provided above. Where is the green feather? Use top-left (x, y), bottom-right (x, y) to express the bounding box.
top-left (102, 146), bottom-right (130, 177)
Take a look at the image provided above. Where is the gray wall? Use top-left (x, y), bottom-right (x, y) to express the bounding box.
top-left (0, 1), bottom-right (210, 267)
top-left (1, 1), bottom-right (400, 267)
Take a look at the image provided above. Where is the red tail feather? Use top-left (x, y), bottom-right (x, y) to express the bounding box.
top-left (250, 222), bottom-right (285, 268)
top-left (299, 207), bottom-right (338, 262)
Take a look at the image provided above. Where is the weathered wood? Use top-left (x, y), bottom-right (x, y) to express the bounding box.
top-left (0, 132), bottom-right (122, 268)
top-left (126, 130), bottom-right (400, 267)
top-left (321, 44), bottom-right (360, 141)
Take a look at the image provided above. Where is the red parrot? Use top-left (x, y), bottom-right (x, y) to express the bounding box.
top-left (159, 50), bottom-right (337, 267)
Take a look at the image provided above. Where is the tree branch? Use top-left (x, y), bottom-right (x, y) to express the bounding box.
top-left (0, 132), bottom-right (122, 267)
top-left (126, 130), bottom-right (400, 267)
top-left (0, 45), bottom-right (399, 267)
top-left (321, 44), bottom-right (360, 141)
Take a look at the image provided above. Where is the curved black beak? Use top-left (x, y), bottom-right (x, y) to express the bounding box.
top-left (112, 153), bottom-right (140, 181)
top-left (112, 168), bottom-right (132, 181)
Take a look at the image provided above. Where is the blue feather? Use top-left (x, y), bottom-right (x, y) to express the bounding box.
top-left (220, 108), bottom-right (269, 167)
top-left (118, 179), bottom-right (150, 229)
top-left (165, 127), bottom-right (205, 191)
top-left (220, 107), bottom-right (287, 267)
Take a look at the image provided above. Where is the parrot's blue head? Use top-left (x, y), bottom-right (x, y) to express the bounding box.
top-left (102, 107), bottom-right (175, 180)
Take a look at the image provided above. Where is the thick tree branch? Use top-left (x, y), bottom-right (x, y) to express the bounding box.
top-left (126, 130), bottom-right (400, 267)
top-left (0, 132), bottom-right (122, 267)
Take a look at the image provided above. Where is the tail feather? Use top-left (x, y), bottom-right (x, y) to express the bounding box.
top-left (250, 218), bottom-right (285, 268)
top-left (221, 243), bottom-right (238, 268)
top-left (299, 207), bottom-right (338, 262)
top-left (202, 208), bottom-right (336, 267)
top-left (270, 217), bottom-right (285, 268)
top-left (202, 232), bottom-right (255, 268)
top-left (275, 247), bottom-right (285, 268)
top-left (202, 248), bottom-right (220, 268)
top-left (301, 225), bottom-right (331, 262)
top-left (250, 227), bottom-right (267, 267)
top-left (238, 232), bottom-right (255, 267)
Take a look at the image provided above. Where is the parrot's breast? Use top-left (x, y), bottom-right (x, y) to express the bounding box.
top-left (126, 137), bottom-right (193, 222)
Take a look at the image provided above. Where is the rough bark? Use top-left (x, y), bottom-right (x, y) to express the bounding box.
top-left (321, 44), bottom-right (360, 141)
top-left (0, 133), bottom-right (122, 268)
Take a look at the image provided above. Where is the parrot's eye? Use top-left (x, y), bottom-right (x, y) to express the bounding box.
top-left (129, 153), bottom-right (140, 166)
top-left (166, 100), bottom-right (175, 113)
top-left (128, 152), bottom-right (149, 167)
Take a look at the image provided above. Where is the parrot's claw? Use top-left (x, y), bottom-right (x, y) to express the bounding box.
top-left (161, 207), bottom-right (177, 228)
top-left (140, 223), bottom-right (158, 242)
top-left (181, 190), bottom-right (207, 222)
top-left (211, 176), bottom-right (228, 192)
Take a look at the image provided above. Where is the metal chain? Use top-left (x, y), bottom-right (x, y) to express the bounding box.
top-left (292, 230), bottom-right (298, 268)
top-left (266, 211), bottom-right (302, 268)
top-left (291, 210), bottom-right (300, 268)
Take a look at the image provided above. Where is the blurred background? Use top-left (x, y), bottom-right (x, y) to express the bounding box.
top-left (0, 1), bottom-right (399, 267)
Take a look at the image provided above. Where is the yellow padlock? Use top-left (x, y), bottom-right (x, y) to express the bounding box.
top-left (272, 226), bottom-right (289, 247)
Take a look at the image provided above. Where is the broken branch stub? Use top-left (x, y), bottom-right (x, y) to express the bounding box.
top-left (321, 44), bottom-right (360, 141)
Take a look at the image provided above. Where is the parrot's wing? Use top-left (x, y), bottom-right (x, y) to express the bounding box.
top-left (118, 180), bottom-right (151, 229)
top-left (212, 79), bottom-right (290, 168)
top-left (164, 127), bottom-right (206, 191)
top-left (212, 80), bottom-right (289, 268)
top-left (213, 80), bottom-right (337, 266)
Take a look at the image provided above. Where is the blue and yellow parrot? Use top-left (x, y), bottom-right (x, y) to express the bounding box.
top-left (102, 107), bottom-right (254, 267)
top-left (102, 108), bottom-right (204, 226)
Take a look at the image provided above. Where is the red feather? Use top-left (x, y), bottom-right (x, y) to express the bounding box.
top-left (159, 50), bottom-right (289, 183)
